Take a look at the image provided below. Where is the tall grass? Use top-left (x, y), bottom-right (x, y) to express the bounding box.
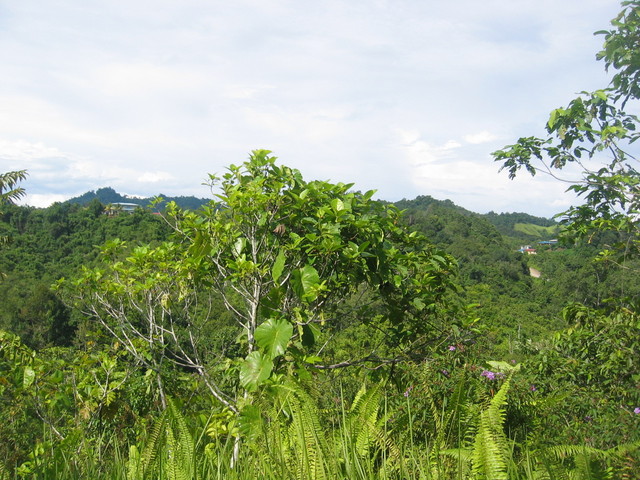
top-left (10, 382), bottom-right (637, 479)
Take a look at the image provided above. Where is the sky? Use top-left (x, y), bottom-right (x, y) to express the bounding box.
top-left (0, 0), bottom-right (624, 217)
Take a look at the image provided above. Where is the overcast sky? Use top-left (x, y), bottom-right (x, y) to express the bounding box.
top-left (0, 0), bottom-right (623, 217)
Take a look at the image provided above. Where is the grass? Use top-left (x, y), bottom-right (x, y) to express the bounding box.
top-left (10, 382), bottom-right (636, 480)
top-left (513, 223), bottom-right (560, 238)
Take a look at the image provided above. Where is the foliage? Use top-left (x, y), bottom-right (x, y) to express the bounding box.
top-left (127, 398), bottom-right (198, 480)
top-left (0, 170), bottom-right (27, 208)
top-left (492, 2), bottom-right (640, 267)
top-left (0, 169), bottom-right (27, 262)
top-left (0, 201), bottom-right (172, 345)
top-left (60, 150), bottom-right (461, 413)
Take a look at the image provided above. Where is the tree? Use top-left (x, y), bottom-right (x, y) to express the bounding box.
top-left (492, 2), bottom-right (640, 268)
top-left (0, 170), bottom-right (27, 247)
top-left (491, 3), bottom-right (640, 451)
top-left (61, 150), bottom-right (460, 409)
top-left (0, 170), bottom-right (27, 207)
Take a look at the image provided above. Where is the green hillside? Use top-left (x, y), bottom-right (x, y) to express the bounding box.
top-left (513, 222), bottom-right (560, 238)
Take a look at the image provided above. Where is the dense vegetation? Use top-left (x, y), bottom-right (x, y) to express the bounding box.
top-left (1, 3), bottom-right (640, 478)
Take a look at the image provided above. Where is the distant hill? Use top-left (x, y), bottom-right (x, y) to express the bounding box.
top-left (68, 188), bottom-right (558, 242)
top-left (481, 211), bottom-right (558, 241)
top-left (66, 187), bottom-right (209, 211)
top-left (393, 195), bottom-right (532, 293)
top-left (512, 222), bottom-right (560, 238)
top-left (395, 195), bottom-right (558, 242)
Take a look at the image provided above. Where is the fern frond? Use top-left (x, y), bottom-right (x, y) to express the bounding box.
top-left (0, 460), bottom-right (9, 480)
top-left (165, 398), bottom-right (196, 480)
top-left (127, 445), bottom-right (142, 480)
top-left (545, 444), bottom-right (609, 461)
top-left (351, 384), bottom-right (381, 457)
top-left (471, 375), bottom-right (513, 480)
top-left (265, 380), bottom-right (329, 480)
top-left (137, 412), bottom-right (167, 479)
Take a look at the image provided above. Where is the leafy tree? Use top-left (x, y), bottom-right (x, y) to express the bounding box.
top-left (492, 1), bottom-right (640, 269)
top-left (0, 170), bottom-right (27, 206)
top-left (0, 170), bottom-right (27, 247)
top-left (492, 1), bottom-right (640, 458)
top-left (61, 150), bottom-right (460, 409)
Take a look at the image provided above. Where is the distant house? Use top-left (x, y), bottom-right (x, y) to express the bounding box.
top-left (518, 245), bottom-right (537, 255)
top-left (105, 202), bottom-right (141, 215)
top-left (538, 239), bottom-right (558, 246)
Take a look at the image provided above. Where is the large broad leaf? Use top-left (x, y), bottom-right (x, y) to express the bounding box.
top-left (291, 264), bottom-right (320, 302)
top-left (254, 318), bottom-right (293, 359)
top-left (237, 404), bottom-right (263, 440)
top-left (239, 351), bottom-right (273, 392)
top-left (300, 322), bottom-right (320, 348)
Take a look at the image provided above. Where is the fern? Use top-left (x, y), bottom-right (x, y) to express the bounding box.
top-left (286, 385), bottom-right (329, 480)
top-left (126, 398), bottom-right (198, 480)
top-left (127, 412), bottom-right (166, 480)
top-left (165, 398), bottom-right (195, 480)
top-left (471, 374), bottom-right (512, 480)
top-left (426, 372), bottom-right (474, 477)
top-left (349, 383), bottom-right (381, 458)
top-left (537, 442), bottom-right (640, 480)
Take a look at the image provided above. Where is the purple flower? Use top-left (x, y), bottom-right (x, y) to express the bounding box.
top-left (481, 370), bottom-right (496, 380)
top-left (448, 345), bottom-right (456, 351)
top-left (403, 386), bottom-right (414, 397)
top-left (441, 369), bottom-right (450, 378)
top-left (530, 385), bottom-right (536, 392)
top-left (634, 407), bottom-right (640, 415)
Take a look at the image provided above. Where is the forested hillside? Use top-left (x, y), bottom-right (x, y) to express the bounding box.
top-left (1, 3), bottom-right (640, 478)
top-left (1, 191), bottom-right (582, 354)
top-left (67, 186), bottom-right (209, 211)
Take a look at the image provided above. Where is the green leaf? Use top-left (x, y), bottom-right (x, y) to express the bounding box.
top-left (254, 318), bottom-right (293, 359)
top-left (233, 237), bottom-right (246, 257)
top-left (23, 367), bottom-right (35, 388)
top-left (239, 351), bottom-right (273, 391)
top-left (301, 322), bottom-right (320, 348)
top-left (237, 404), bottom-right (263, 439)
top-left (291, 265), bottom-right (321, 302)
top-left (272, 250), bottom-right (286, 283)
top-left (412, 298), bottom-right (425, 311)
top-left (331, 198), bottom-right (345, 213)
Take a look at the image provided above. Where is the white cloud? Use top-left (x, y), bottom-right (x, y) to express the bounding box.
top-left (464, 131), bottom-right (498, 145)
top-left (396, 129), bottom-right (581, 215)
top-left (21, 193), bottom-right (69, 208)
top-left (138, 171), bottom-right (174, 183)
top-left (0, 139), bottom-right (66, 162)
top-left (0, 0), bottom-right (623, 218)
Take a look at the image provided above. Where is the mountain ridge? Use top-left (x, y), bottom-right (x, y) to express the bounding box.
top-left (66, 188), bottom-right (557, 241)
